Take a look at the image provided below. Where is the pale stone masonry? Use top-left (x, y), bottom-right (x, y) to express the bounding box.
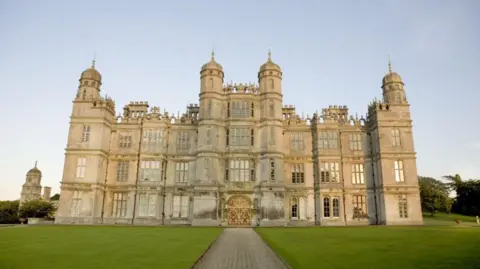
top-left (20, 162), bottom-right (52, 206)
top-left (55, 53), bottom-right (423, 226)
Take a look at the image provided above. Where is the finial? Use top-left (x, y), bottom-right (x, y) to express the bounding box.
top-left (91, 53), bottom-right (96, 68)
top-left (211, 46), bottom-right (215, 61)
top-left (388, 55), bottom-right (392, 73)
top-left (268, 47), bottom-right (272, 61)
top-left (34, 160), bottom-right (38, 168)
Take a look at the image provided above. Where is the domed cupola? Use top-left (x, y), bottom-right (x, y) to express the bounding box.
top-left (26, 161), bottom-right (42, 177)
top-left (382, 61), bottom-right (403, 86)
top-left (259, 50), bottom-right (281, 73)
top-left (80, 59), bottom-right (102, 83)
top-left (381, 60), bottom-right (407, 104)
top-left (201, 51), bottom-right (223, 72)
top-left (200, 50), bottom-right (224, 94)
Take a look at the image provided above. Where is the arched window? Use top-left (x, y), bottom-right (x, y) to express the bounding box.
top-left (332, 197), bottom-right (340, 217)
top-left (82, 89), bottom-right (86, 100)
top-left (323, 197), bottom-right (330, 217)
top-left (208, 78), bottom-right (214, 89)
top-left (268, 79), bottom-right (274, 89)
top-left (291, 197), bottom-right (298, 218)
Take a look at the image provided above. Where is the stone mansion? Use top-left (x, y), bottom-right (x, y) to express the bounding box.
top-left (55, 52), bottom-right (423, 226)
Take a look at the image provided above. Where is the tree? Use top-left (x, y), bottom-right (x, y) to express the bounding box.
top-left (50, 193), bottom-right (60, 201)
top-left (443, 174), bottom-right (480, 216)
top-left (418, 176), bottom-right (451, 216)
top-left (19, 199), bottom-right (55, 219)
top-left (0, 200), bottom-right (20, 224)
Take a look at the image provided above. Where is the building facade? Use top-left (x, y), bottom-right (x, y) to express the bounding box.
top-left (55, 53), bottom-right (423, 226)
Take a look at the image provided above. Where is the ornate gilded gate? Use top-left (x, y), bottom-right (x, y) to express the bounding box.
top-left (227, 195), bottom-right (252, 226)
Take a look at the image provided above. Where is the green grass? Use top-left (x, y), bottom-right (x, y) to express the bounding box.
top-left (423, 212), bottom-right (478, 223)
top-left (0, 226), bottom-right (222, 269)
top-left (257, 226), bottom-right (480, 269)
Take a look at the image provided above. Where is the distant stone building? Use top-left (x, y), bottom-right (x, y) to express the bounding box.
top-left (55, 52), bottom-right (423, 226)
top-left (20, 162), bottom-right (52, 205)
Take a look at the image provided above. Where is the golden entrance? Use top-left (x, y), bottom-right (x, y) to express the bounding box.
top-left (227, 195), bottom-right (252, 226)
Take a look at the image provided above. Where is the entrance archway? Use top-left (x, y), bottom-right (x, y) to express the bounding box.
top-left (227, 195), bottom-right (252, 226)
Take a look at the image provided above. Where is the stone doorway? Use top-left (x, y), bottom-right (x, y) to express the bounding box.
top-left (227, 195), bottom-right (252, 226)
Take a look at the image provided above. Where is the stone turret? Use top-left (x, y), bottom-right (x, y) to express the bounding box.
top-left (42, 186), bottom-right (52, 201)
top-left (20, 161), bottom-right (43, 205)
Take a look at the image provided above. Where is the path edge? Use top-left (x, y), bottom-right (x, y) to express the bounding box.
top-left (190, 228), bottom-right (224, 269)
top-left (254, 229), bottom-right (293, 269)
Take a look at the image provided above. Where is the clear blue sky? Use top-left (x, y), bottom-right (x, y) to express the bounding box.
top-left (1, 0), bottom-right (479, 200)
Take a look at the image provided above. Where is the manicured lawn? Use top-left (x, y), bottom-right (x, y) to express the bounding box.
top-left (257, 226), bottom-right (480, 269)
top-left (423, 212), bottom-right (478, 223)
top-left (0, 226), bottom-right (222, 269)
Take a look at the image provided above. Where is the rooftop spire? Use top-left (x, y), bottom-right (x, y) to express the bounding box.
top-left (91, 53), bottom-right (96, 68)
top-left (34, 160), bottom-right (38, 168)
top-left (268, 47), bottom-right (272, 61)
top-left (211, 46), bottom-right (215, 61)
top-left (388, 55), bottom-right (392, 73)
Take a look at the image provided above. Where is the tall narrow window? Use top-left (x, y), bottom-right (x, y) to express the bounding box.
top-left (117, 161), bottom-right (129, 182)
top-left (268, 100), bottom-right (275, 117)
top-left (291, 197), bottom-right (298, 218)
top-left (172, 195), bottom-right (189, 218)
top-left (119, 132), bottom-right (132, 148)
top-left (76, 157), bottom-right (86, 179)
top-left (205, 127), bottom-right (212, 145)
top-left (225, 161), bottom-right (229, 181)
top-left (251, 103), bottom-right (254, 117)
top-left (269, 126), bottom-right (275, 146)
top-left (226, 129), bottom-right (229, 146)
top-left (320, 162), bottom-right (340, 183)
top-left (175, 162), bottom-right (189, 183)
top-left (332, 197), bottom-right (340, 217)
top-left (82, 89), bottom-right (86, 100)
top-left (291, 164), bottom-right (305, 183)
top-left (250, 129), bottom-right (254, 146)
top-left (290, 132), bottom-right (304, 150)
top-left (70, 190), bottom-right (82, 216)
top-left (323, 197), bottom-right (330, 217)
top-left (81, 125), bottom-right (90, 142)
top-left (353, 195), bottom-right (367, 219)
top-left (349, 133), bottom-right (363, 150)
top-left (391, 128), bottom-right (401, 147)
top-left (207, 100), bottom-right (213, 117)
top-left (270, 159), bottom-right (275, 181)
top-left (352, 164), bottom-right (364, 184)
top-left (204, 158), bottom-right (210, 179)
top-left (112, 193), bottom-right (127, 217)
top-left (398, 194), bottom-right (408, 218)
top-left (394, 160), bottom-right (405, 182)
top-left (176, 132), bottom-right (190, 152)
top-left (227, 102), bottom-right (230, 118)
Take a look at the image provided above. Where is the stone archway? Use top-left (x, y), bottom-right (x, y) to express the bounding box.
top-left (227, 195), bottom-right (252, 226)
